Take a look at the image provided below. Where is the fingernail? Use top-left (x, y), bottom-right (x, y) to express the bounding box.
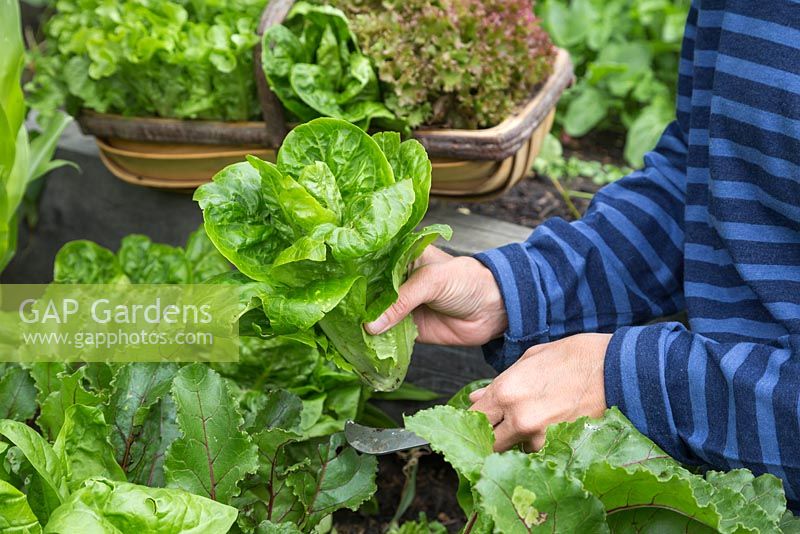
top-left (469, 387), bottom-right (487, 402)
top-left (364, 316), bottom-right (388, 335)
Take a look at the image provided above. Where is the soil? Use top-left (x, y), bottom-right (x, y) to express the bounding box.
top-left (430, 131), bottom-right (627, 228)
top-left (334, 452), bottom-right (464, 533)
top-left (430, 173), bottom-right (596, 227)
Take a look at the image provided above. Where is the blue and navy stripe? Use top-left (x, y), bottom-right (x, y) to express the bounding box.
top-left (475, 0), bottom-right (800, 511)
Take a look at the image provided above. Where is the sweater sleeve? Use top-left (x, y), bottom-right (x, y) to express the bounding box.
top-left (605, 323), bottom-right (800, 508)
top-left (475, 121), bottom-right (688, 371)
top-left (474, 5), bottom-right (698, 372)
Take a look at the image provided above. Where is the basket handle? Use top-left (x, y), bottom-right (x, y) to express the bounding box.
top-left (253, 0), bottom-right (296, 148)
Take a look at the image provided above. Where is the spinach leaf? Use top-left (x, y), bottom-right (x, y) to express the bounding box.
top-left (0, 365), bottom-right (37, 422)
top-left (195, 118), bottom-right (451, 391)
top-left (104, 363), bottom-right (179, 486)
top-left (475, 452), bottom-right (607, 533)
top-left (405, 406), bottom-right (494, 485)
top-left (285, 433), bottom-right (377, 529)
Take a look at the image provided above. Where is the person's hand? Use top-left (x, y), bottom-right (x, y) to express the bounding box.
top-left (469, 333), bottom-right (611, 452)
top-left (364, 246), bottom-right (508, 346)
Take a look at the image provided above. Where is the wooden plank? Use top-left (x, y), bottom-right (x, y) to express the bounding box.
top-left (422, 203), bottom-right (532, 256)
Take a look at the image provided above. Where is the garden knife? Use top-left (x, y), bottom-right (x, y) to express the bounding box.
top-left (344, 421), bottom-right (429, 455)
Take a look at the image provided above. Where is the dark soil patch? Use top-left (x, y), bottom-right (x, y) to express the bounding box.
top-left (561, 128), bottom-right (627, 165)
top-left (431, 173), bottom-right (597, 228)
top-left (334, 452), bottom-right (464, 533)
top-left (431, 131), bottom-right (626, 228)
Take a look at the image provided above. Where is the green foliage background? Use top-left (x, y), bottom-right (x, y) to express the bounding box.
top-left (536, 0), bottom-right (691, 166)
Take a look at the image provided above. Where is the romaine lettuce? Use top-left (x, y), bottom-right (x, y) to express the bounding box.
top-left (261, 2), bottom-right (405, 131)
top-left (195, 118), bottom-right (451, 391)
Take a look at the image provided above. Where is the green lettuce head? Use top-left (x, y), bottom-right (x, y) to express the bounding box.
top-left (194, 118), bottom-right (451, 390)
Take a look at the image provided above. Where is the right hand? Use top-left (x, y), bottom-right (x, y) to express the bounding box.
top-left (364, 246), bottom-right (508, 346)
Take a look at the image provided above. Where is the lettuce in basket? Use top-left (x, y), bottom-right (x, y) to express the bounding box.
top-left (261, 2), bottom-right (406, 132)
top-left (195, 118), bottom-right (451, 390)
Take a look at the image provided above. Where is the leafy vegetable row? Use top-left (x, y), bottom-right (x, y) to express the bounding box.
top-left (0, 360), bottom-right (379, 532)
top-left (195, 117), bottom-right (451, 391)
top-left (536, 0), bottom-right (690, 166)
top-left (4, 219), bottom-right (798, 531)
top-left (29, 0), bottom-right (556, 130)
top-left (406, 394), bottom-right (800, 533)
top-left (1, 228), bottom-right (433, 532)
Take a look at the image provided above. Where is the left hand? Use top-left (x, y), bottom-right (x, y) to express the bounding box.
top-left (469, 333), bottom-right (612, 452)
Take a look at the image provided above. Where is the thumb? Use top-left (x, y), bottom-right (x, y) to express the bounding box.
top-left (364, 266), bottom-right (439, 335)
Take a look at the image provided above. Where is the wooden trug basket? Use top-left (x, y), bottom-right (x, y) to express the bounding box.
top-left (78, 0), bottom-right (573, 199)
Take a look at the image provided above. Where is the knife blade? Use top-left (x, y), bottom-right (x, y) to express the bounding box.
top-left (344, 420), bottom-right (429, 455)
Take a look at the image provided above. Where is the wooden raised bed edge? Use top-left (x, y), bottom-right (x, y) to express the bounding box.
top-left (77, 113), bottom-right (270, 146)
top-left (255, 0), bottom-right (293, 147)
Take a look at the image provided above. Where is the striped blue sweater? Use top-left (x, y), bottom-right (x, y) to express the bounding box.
top-left (475, 0), bottom-right (800, 511)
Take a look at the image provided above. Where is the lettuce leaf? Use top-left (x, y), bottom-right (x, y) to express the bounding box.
top-left (261, 2), bottom-right (405, 131)
top-left (0, 479), bottom-right (41, 533)
top-left (28, 0), bottom-right (266, 121)
top-left (53, 226), bottom-right (231, 285)
top-left (43, 477), bottom-right (237, 534)
top-left (195, 117), bottom-right (451, 391)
